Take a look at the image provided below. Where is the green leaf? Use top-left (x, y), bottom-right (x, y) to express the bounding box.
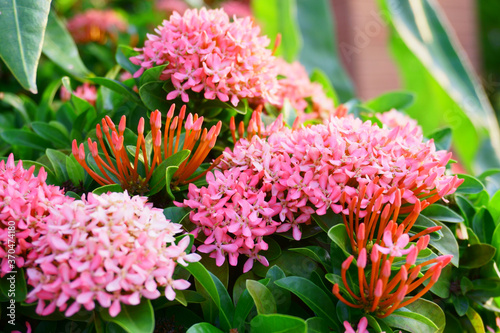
top-left (139, 65), bottom-right (168, 87)
top-left (455, 194), bottom-right (476, 225)
top-left (364, 91), bottom-right (415, 112)
top-left (451, 294), bottom-right (469, 317)
top-left (296, 0), bottom-right (354, 102)
top-left (472, 207), bottom-right (495, 244)
top-left (429, 264), bottom-right (451, 298)
top-left (327, 224), bottom-right (352, 257)
top-left (92, 184), bottom-right (123, 195)
top-left (163, 206), bottom-right (190, 224)
top-left (488, 190), bottom-right (500, 224)
top-left (0, 270), bottom-right (27, 302)
top-left (0, 0), bottom-right (51, 93)
top-left (0, 92), bottom-right (30, 124)
top-left (275, 276), bottom-right (340, 331)
top-left (148, 150), bottom-right (190, 196)
top-left (265, 265), bottom-right (291, 313)
top-left (42, 10), bottom-right (90, 78)
top-left (246, 280), bottom-right (277, 315)
top-left (379, 0), bottom-right (500, 170)
top-left (116, 45), bottom-right (140, 75)
top-left (312, 210), bottom-right (344, 233)
top-left (99, 299), bottom-right (154, 333)
top-left (456, 174), bottom-right (485, 194)
top-left (310, 69), bottom-right (339, 107)
top-left (1, 129), bottom-right (51, 150)
top-left (422, 204), bottom-right (463, 223)
top-left (305, 317), bottom-right (330, 333)
top-left (290, 246), bottom-right (331, 272)
top-left (32, 122), bottom-right (71, 149)
top-left (184, 262), bottom-right (234, 332)
top-left (66, 154), bottom-right (85, 186)
top-left (89, 77), bottom-right (141, 104)
top-left (460, 244), bottom-right (496, 269)
top-left (250, 314), bottom-right (307, 333)
top-left (491, 223), bottom-right (500, 268)
top-left (428, 127), bottom-right (452, 151)
top-left (381, 298), bottom-right (445, 333)
top-left (139, 81), bottom-right (173, 112)
top-left (46, 148), bottom-right (69, 183)
top-left (186, 323), bottom-right (224, 333)
top-left (465, 307), bottom-right (485, 333)
top-left (251, 0), bottom-right (301, 62)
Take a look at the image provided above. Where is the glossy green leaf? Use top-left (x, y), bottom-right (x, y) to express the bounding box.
top-left (290, 246), bottom-right (331, 272)
top-left (327, 224), bottom-right (352, 257)
top-left (296, 0), bottom-right (354, 101)
top-left (422, 204), bottom-right (463, 223)
top-left (186, 323), bottom-right (224, 333)
top-left (312, 210), bottom-right (345, 233)
top-left (148, 150), bottom-right (190, 196)
top-left (184, 262), bottom-right (234, 332)
top-left (488, 190), bottom-right (500, 224)
top-left (32, 122), bottom-right (70, 149)
top-left (139, 65), bottom-right (168, 87)
top-left (116, 45), bottom-right (140, 75)
top-left (0, 0), bottom-right (51, 93)
top-left (0, 92), bottom-right (30, 124)
top-left (428, 127), bottom-right (452, 151)
top-left (246, 280), bottom-right (276, 315)
top-left (89, 77), bottom-right (141, 104)
top-left (251, 0), bottom-right (301, 62)
top-left (472, 207), bottom-right (495, 244)
top-left (42, 10), bottom-right (90, 78)
top-left (66, 155), bottom-right (85, 186)
top-left (364, 91), bottom-right (415, 112)
top-left (455, 194), bottom-right (476, 225)
top-left (452, 294), bottom-right (469, 317)
top-left (275, 276), bottom-right (339, 331)
top-left (456, 174), bottom-right (485, 195)
top-left (163, 206), bottom-right (190, 224)
top-left (490, 223), bottom-right (500, 268)
top-left (265, 266), bottom-right (291, 314)
top-left (139, 81), bottom-right (173, 112)
top-left (460, 244), bottom-right (496, 269)
top-left (46, 149), bottom-right (69, 183)
top-left (99, 299), bottom-right (154, 333)
top-left (381, 299), bottom-right (445, 333)
top-left (250, 314), bottom-right (307, 333)
top-left (1, 129), bottom-right (51, 151)
top-left (92, 184), bottom-right (123, 195)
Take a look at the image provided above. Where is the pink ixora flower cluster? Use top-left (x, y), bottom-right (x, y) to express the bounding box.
top-left (0, 154), bottom-right (72, 276)
top-left (131, 7), bottom-right (279, 106)
top-left (180, 111), bottom-right (462, 271)
top-left (273, 58), bottom-right (335, 122)
top-left (61, 83), bottom-right (98, 107)
top-left (26, 191), bottom-right (200, 317)
top-left (67, 9), bottom-right (127, 44)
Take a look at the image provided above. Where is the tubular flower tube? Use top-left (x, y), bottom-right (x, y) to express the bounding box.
top-left (0, 154), bottom-right (73, 276)
top-left (72, 105), bottom-right (222, 194)
top-left (332, 234), bottom-right (452, 318)
top-left (130, 8), bottom-right (279, 107)
top-left (25, 191), bottom-right (201, 318)
top-left (67, 9), bottom-right (127, 44)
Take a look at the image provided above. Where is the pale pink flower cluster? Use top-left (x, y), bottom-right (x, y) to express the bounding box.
top-left (273, 58), bottom-right (335, 122)
top-left (221, 1), bottom-right (252, 18)
top-left (61, 83), bottom-right (98, 107)
top-left (130, 8), bottom-right (279, 106)
top-left (67, 9), bottom-right (127, 44)
top-left (155, 0), bottom-right (190, 15)
top-left (0, 154), bottom-right (72, 277)
top-left (181, 113), bottom-right (462, 269)
top-left (26, 191), bottom-right (200, 317)
top-left (376, 109), bottom-right (422, 136)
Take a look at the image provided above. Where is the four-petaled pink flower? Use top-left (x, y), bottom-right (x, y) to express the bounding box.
top-left (375, 231), bottom-right (412, 257)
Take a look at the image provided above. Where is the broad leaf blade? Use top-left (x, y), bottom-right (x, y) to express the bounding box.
top-left (0, 0), bottom-right (51, 93)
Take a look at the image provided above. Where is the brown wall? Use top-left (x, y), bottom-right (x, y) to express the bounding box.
top-left (332, 0), bottom-right (480, 100)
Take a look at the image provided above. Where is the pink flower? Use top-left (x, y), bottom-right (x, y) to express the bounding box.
top-left (131, 8), bottom-right (279, 106)
top-left (25, 192), bottom-right (199, 317)
top-left (344, 317), bottom-right (369, 333)
top-left (180, 111), bottom-right (463, 269)
top-left (0, 154), bottom-right (72, 277)
top-left (221, 1), bottom-right (252, 18)
top-left (155, 0), bottom-right (190, 15)
top-left (271, 58), bottom-right (336, 122)
top-left (67, 9), bottom-right (127, 44)
top-left (374, 231), bottom-right (412, 257)
top-left (61, 83), bottom-right (97, 107)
